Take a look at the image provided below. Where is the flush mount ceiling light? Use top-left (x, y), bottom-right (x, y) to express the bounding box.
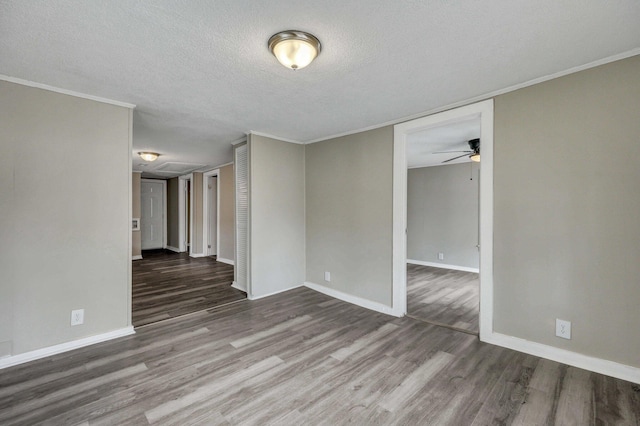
top-left (268, 30), bottom-right (321, 70)
top-left (138, 152), bottom-right (160, 162)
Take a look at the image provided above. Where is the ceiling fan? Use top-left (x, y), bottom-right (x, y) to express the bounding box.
top-left (433, 138), bottom-right (480, 163)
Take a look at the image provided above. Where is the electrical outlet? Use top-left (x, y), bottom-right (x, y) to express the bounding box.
top-left (71, 309), bottom-right (84, 326)
top-left (438, 253), bottom-right (444, 261)
top-left (555, 319), bottom-right (571, 339)
top-left (324, 271), bottom-right (331, 282)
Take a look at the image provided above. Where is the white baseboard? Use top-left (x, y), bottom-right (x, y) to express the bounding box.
top-left (0, 326), bottom-right (135, 370)
top-left (231, 281), bottom-right (246, 292)
top-left (190, 253), bottom-right (206, 258)
top-left (166, 246), bottom-right (181, 253)
top-left (132, 255), bottom-right (143, 261)
top-left (249, 284), bottom-right (303, 301)
top-left (216, 257), bottom-right (235, 266)
top-left (483, 332), bottom-right (640, 385)
top-left (304, 281), bottom-right (399, 317)
top-left (407, 259), bottom-right (479, 273)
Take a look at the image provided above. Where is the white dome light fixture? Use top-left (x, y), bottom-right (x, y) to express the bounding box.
top-left (268, 30), bottom-right (321, 70)
top-left (138, 152), bottom-right (160, 162)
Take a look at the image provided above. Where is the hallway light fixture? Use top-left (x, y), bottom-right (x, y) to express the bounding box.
top-left (268, 30), bottom-right (321, 70)
top-left (138, 152), bottom-right (160, 162)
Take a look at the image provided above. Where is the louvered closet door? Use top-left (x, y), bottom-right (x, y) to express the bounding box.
top-left (234, 144), bottom-right (248, 291)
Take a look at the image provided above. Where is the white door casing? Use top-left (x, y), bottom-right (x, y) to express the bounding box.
top-left (178, 174), bottom-right (193, 254)
top-left (393, 99), bottom-right (494, 340)
top-left (202, 170), bottom-right (219, 257)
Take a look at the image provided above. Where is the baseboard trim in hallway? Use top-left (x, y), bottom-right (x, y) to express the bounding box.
top-left (407, 259), bottom-right (479, 273)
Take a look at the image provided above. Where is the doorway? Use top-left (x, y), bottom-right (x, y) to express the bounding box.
top-left (178, 174), bottom-right (192, 254)
top-left (132, 168), bottom-right (245, 327)
top-left (392, 99), bottom-right (494, 340)
top-left (202, 169), bottom-right (219, 257)
top-left (405, 119), bottom-right (480, 333)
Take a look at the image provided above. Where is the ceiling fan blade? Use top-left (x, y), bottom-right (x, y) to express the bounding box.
top-left (442, 153), bottom-right (470, 163)
top-left (432, 150), bottom-right (472, 154)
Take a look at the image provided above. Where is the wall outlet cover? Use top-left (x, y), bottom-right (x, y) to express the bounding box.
top-left (71, 309), bottom-right (85, 326)
top-left (324, 271), bottom-right (331, 282)
top-left (555, 318), bottom-right (571, 339)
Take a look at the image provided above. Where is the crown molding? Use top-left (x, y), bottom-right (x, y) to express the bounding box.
top-left (0, 74), bottom-right (136, 109)
top-left (248, 131), bottom-right (303, 145)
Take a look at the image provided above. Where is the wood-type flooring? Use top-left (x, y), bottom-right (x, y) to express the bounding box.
top-left (407, 264), bottom-right (479, 334)
top-left (132, 250), bottom-right (245, 327)
top-left (1, 287), bottom-right (638, 425)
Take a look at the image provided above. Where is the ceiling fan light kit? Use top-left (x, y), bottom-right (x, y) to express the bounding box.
top-left (435, 138), bottom-right (481, 163)
top-left (268, 30), bottom-right (321, 70)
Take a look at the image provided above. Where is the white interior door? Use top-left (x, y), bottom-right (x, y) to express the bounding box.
top-left (141, 180), bottom-right (165, 250)
top-left (208, 176), bottom-right (218, 256)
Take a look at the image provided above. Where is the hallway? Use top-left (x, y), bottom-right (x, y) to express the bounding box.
top-left (132, 250), bottom-right (245, 327)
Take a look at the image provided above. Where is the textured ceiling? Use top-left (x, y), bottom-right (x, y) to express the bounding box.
top-left (1, 1), bottom-right (639, 175)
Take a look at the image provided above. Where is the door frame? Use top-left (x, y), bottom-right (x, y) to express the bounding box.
top-left (392, 99), bottom-right (494, 341)
top-left (178, 174), bottom-right (193, 254)
top-left (202, 169), bottom-right (220, 257)
top-left (140, 178), bottom-right (167, 250)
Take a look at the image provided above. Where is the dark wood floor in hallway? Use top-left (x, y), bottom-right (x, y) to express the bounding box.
top-left (132, 250), bottom-right (245, 327)
top-left (1, 287), bottom-right (638, 425)
top-left (407, 263), bottom-right (479, 334)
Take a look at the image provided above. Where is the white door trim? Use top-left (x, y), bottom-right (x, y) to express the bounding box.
top-left (178, 174), bottom-right (194, 254)
top-left (202, 169), bottom-right (220, 257)
top-left (178, 177), bottom-right (186, 252)
top-left (392, 99), bottom-right (494, 341)
top-left (140, 178), bottom-right (167, 250)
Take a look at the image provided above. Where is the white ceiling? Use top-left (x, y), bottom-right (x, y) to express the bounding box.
top-left (407, 117), bottom-right (481, 168)
top-left (1, 1), bottom-right (639, 176)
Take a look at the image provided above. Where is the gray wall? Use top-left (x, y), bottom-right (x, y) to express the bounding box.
top-left (0, 81), bottom-right (131, 356)
top-left (493, 55), bottom-right (640, 368)
top-left (218, 164), bottom-right (235, 262)
top-left (407, 164), bottom-right (479, 269)
top-left (306, 127), bottom-right (394, 306)
top-left (249, 134), bottom-right (305, 298)
top-left (166, 177), bottom-right (180, 249)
